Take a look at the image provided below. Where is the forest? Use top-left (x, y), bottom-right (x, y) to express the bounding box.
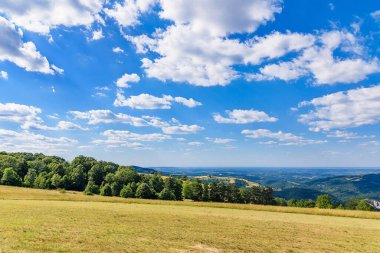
top-left (0, 151), bottom-right (374, 211)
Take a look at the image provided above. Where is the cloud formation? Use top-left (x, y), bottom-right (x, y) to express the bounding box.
top-left (213, 109), bottom-right (277, 124)
top-left (0, 17), bottom-right (58, 74)
top-left (298, 85), bottom-right (380, 131)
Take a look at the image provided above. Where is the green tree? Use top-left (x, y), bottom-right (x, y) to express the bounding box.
top-left (88, 164), bottom-right (105, 186)
top-left (356, 200), bottom-right (374, 211)
top-left (84, 180), bottom-right (100, 195)
top-left (135, 183), bottom-right (154, 199)
top-left (159, 188), bottom-right (176, 200)
top-left (164, 176), bottom-right (183, 200)
top-left (70, 165), bottom-right (86, 191)
top-left (1, 167), bottom-right (21, 186)
top-left (316, 194), bottom-right (334, 209)
top-left (100, 183), bottom-right (112, 196)
top-left (120, 184), bottom-right (134, 198)
top-left (23, 168), bottom-right (38, 187)
top-left (51, 174), bottom-right (63, 189)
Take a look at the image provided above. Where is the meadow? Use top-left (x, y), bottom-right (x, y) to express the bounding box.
top-left (0, 186), bottom-right (380, 252)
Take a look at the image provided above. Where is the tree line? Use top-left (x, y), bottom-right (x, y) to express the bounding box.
top-left (0, 151), bottom-right (375, 211)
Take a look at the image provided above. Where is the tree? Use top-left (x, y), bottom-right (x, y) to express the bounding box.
top-left (135, 183), bottom-right (154, 199)
top-left (164, 176), bottom-right (183, 200)
top-left (70, 165), bottom-right (87, 191)
top-left (84, 180), bottom-right (100, 195)
top-left (316, 194), bottom-right (334, 209)
top-left (1, 167), bottom-right (21, 186)
top-left (159, 188), bottom-right (176, 200)
top-left (33, 173), bottom-right (49, 189)
top-left (120, 185), bottom-right (134, 198)
top-left (51, 174), bottom-right (63, 189)
top-left (100, 183), bottom-right (112, 196)
top-left (356, 200), bottom-right (374, 211)
top-left (88, 164), bottom-right (105, 186)
top-left (23, 168), bottom-right (38, 187)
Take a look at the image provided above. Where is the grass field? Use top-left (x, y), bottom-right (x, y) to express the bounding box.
top-left (0, 186), bottom-right (379, 252)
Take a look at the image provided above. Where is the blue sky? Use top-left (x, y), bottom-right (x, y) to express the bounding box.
top-left (0, 0), bottom-right (380, 167)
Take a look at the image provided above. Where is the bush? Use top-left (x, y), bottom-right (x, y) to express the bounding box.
top-left (84, 180), bottom-right (100, 195)
top-left (159, 188), bottom-right (176, 200)
top-left (316, 194), bottom-right (334, 209)
top-left (100, 183), bottom-right (112, 196)
top-left (135, 183), bottom-right (154, 199)
top-left (1, 167), bottom-right (21, 186)
top-left (120, 185), bottom-right (134, 198)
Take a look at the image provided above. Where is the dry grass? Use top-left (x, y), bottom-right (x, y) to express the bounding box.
top-left (0, 186), bottom-right (380, 252)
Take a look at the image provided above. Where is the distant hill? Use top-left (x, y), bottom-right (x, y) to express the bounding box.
top-left (131, 166), bottom-right (157, 174)
top-left (306, 174), bottom-right (380, 201)
top-left (273, 188), bottom-right (326, 200)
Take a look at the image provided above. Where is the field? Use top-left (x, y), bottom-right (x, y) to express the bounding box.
top-left (0, 186), bottom-right (380, 252)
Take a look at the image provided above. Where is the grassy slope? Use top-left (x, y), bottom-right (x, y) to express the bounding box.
top-left (0, 186), bottom-right (380, 253)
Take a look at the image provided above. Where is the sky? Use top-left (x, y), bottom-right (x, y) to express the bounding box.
top-left (0, 0), bottom-right (380, 167)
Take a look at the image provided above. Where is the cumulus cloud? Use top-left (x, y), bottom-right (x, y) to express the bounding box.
top-left (371, 10), bottom-right (380, 22)
top-left (90, 29), bottom-right (104, 41)
top-left (93, 129), bottom-right (171, 150)
top-left (0, 70), bottom-right (8, 80)
top-left (206, 137), bottom-right (235, 144)
top-left (213, 109), bottom-right (277, 124)
top-left (242, 129), bottom-right (325, 145)
top-left (298, 85), bottom-right (380, 131)
top-left (159, 0), bottom-right (282, 36)
top-left (0, 128), bottom-right (77, 153)
top-left (68, 109), bottom-right (148, 126)
top-left (116, 73), bottom-right (140, 88)
top-left (126, 0), bottom-right (322, 86)
top-left (0, 102), bottom-right (86, 131)
top-left (114, 92), bottom-right (202, 109)
top-left (68, 109), bottom-right (204, 135)
top-left (104, 0), bottom-right (157, 27)
top-left (0, 0), bottom-right (103, 34)
top-left (252, 31), bottom-right (380, 85)
top-left (0, 17), bottom-right (58, 74)
top-left (326, 130), bottom-right (374, 140)
top-left (112, 47), bottom-right (124, 53)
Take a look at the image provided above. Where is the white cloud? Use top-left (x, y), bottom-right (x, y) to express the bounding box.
top-left (0, 102), bottom-right (42, 126)
top-left (93, 129), bottom-right (170, 150)
top-left (0, 0), bottom-right (103, 34)
top-left (213, 109), bottom-right (277, 124)
top-left (51, 65), bottom-right (64, 74)
top-left (326, 130), bottom-right (374, 140)
top-left (371, 10), bottom-right (380, 22)
top-left (23, 121), bottom-right (88, 131)
top-left (114, 93), bottom-right (173, 109)
top-left (173, 97), bottom-right (202, 108)
top-left (68, 109), bottom-right (204, 135)
top-left (114, 92), bottom-right (202, 109)
top-left (0, 70), bottom-right (8, 80)
top-left (0, 17), bottom-right (58, 74)
top-left (97, 130), bottom-right (171, 142)
top-left (104, 0), bottom-right (157, 27)
top-left (206, 137), bottom-right (235, 144)
top-left (112, 47), bottom-right (124, 53)
top-left (159, 0), bottom-right (282, 36)
top-left (242, 129), bottom-right (325, 146)
top-left (0, 128), bottom-right (77, 153)
top-left (161, 122), bottom-right (204, 135)
top-left (126, 0), bottom-right (323, 86)
top-left (298, 85), bottom-right (380, 131)
top-left (253, 31), bottom-right (380, 85)
top-left (91, 29), bottom-right (104, 41)
top-left (115, 73), bottom-right (140, 88)
top-left (188, 141), bottom-right (203, 146)
top-left (68, 110), bottom-right (148, 126)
